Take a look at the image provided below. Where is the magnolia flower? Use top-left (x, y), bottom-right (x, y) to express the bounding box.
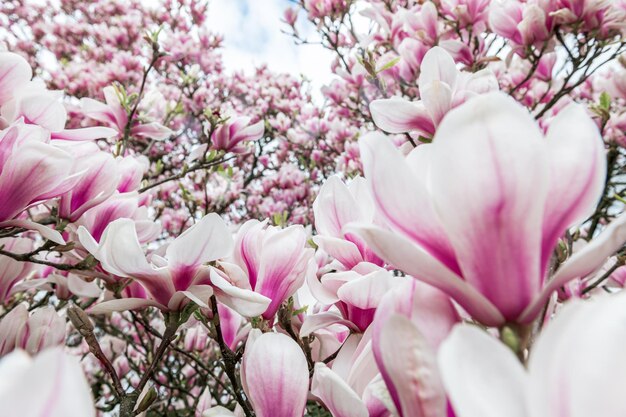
top-left (348, 92), bottom-right (625, 326)
top-left (81, 85), bottom-right (173, 141)
top-left (78, 214), bottom-right (269, 315)
top-left (439, 293), bottom-right (626, 417)
top-left (0, 52), bottom-right (115, 141)
top-left (303, 264), bottom-right (398, 334)
top-left (242, 331), bottom-right (309, 417)
top-left (211, 116), bottom-right (264, 153)
top-left (232, 219), bottom-right (314, 319)
top-left (0, 347), bottom-right (95, 417)
top-left (312, 176), bottom-right (383, 270)
top-left (58, 143), bottom-right (120, 221)
top-left (0, 122), bottom-right (77, 243)
top-left (76, 192), bottom-right (160, 244)
top-left (489, 0), bottom-right (552, 48)
top-left (0, 304), bottom-right (65, 357)
top-left (369, 47), bottom-right (498, 139)
top-left (0, 237), bottom-right (34, 302)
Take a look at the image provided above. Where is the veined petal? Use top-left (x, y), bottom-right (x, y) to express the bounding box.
top-left (375, 315), bottom-right (447, 417)
top-left (528, 294), bottom-right (626, 417)
top-left (243, 333), bottom-right (309, 417)
top-left (430, 92), bottom-right (548, 321)
top-left (0, 53), bottom-right (32, 104)
top-left (359, 133), bottom-right (458, 272)
top-left (88, 298), bottom-right (165, 314)
top-left (0, 347), bottom-right (96, 417)
top-left (421, 80), bottom-right (452, 126)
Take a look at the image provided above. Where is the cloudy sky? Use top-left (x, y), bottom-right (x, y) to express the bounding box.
top-left (205, 0), bottom-right (336, 90)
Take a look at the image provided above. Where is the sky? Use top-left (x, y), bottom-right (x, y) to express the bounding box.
top-left (205, 0), bottom-right (336, 91)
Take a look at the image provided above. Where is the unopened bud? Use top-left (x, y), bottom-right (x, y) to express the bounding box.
top-left (67, 306), bottom-right (94, 337)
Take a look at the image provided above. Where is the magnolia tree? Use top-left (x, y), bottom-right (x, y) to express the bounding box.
top-left (0, 0), bottom-right (626, 416)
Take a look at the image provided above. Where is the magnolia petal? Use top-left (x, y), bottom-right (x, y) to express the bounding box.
top-left (0, 219), bottom-right (65, 245)
top-left (438, 325), bottom-right (527, 417)
top-left (430, 92), bottom-right (548, 320)
top-left (313, 235), bottom-right (363, 270)
top-left (375, 315), bottom-right (447, 417)
top-left (528, 294), bottom-right (626, 417)
top-left (300, 311), bottom-right (359, 337)
top-left (0, 52), bottom-right (32, 104)
top-left (369, 98), bottom-right (435, 135)
top-left (51, 126), bottom-right (117, 141)
top-left (0, 347), bottom-right (96, 417)
top-left (347, 223), bottom-right (504, 326)
top-left (540, 103), bottom-right (606, 274)
top-left (312, 362), bottom-right (369, 417)
top-left (210, 268), bottom-right (271, 317)
top-left (202, 407), bottom-right (236, 417)
top-left (243, 333), bottom-right (309, 417)
top-left (359, 133), bottom-right (457, 272)
top-left (418, 47), bottom-right (458, 92)
top-left (313, 176), bottom-right (361, 237)
top-left (420, 80), bottom-right (452, 126)
top-left (520, 211), bottom-right (626, 323)
top-left (88, 298), bottom-right (164, 314)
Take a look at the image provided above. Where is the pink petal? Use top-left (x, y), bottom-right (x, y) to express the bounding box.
top-left (312, 362), bottom-right (369, 417)
top-left (540, 103), bottom-right (606, 276)
top-left (430, 92), bottom-right (548, 321)
top-left (375, 315), bottom-right (447, 417)
top-left (359, 133), bottom-right (458, 273)
top-left (243, 333), bottom-right (309, 417)
top-left (369, 98), bottom-right (435, 135)
top-left (346, 224), bottom-right (504, 326)
top-left (520, 211), bottom-right (626, 323)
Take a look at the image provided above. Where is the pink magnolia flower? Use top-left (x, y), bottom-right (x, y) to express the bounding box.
top-left (232, 219), bottom-right (314, 319)
top-left (439, 292), bottom-right (626, 417)
top-left (0, 304), bottom-right (65, 356)
top-left (0, 122), bottom-right (77, 243)
top-left (0, 52), bottom-right (115, 141)
top-left (313, 176), bottom-right (383, 270)
top-left (489, 0), bottom-right (552, 48)
top-left (76, 192), bottom-right (160, 244)
top-left (58, 143), bottom-right (120, 221)
top-left (303, 264), bottom-right (397, 334)
top-left (210, 116), bottom-right (264, 154)
top-left (369, 47), bottom-right (498, 139)
top-left (0, 237), bottom-right (34, 302)
top-left (349, 92), bottom-right (625, 326)
top-left (78, 214), bottom-right (269, 314)
top-left (242, 330), bottom-right (309, 417)
top-left (81, 85), bottom-right (173, 141)
top-left (0, 347), bottom-right (95, 417)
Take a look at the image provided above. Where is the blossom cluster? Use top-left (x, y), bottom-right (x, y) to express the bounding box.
top-left (0, 0), bottom-right (626, 417)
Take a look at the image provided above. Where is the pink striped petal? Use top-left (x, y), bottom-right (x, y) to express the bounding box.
top-left (369, 98), bottom-right (435, 135)
top-left (430, 92), bottom-right (548, 321)
top-left (243, 332), bottom-right (309, 417)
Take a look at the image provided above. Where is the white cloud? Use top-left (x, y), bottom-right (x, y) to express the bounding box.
top-left (206, 0), bottom-right (335, 95)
